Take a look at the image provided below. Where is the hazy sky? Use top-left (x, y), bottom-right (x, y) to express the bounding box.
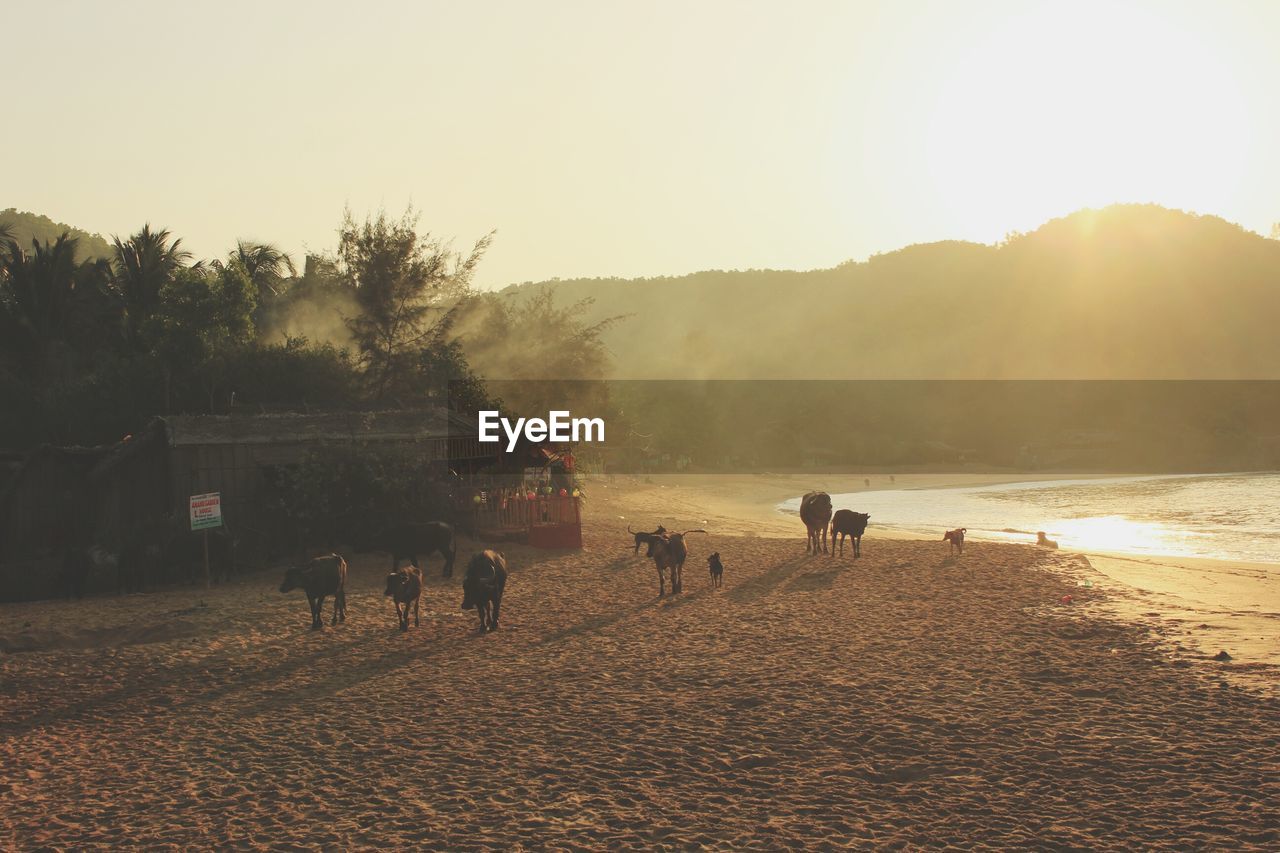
top-left (7, 0), bottom-right (1279, 287)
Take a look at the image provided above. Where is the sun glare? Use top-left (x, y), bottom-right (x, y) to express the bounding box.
top-left (921, 3), bottom-right (1254, 242)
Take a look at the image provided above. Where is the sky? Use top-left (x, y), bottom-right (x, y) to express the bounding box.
top-left (6, 0), bottom-right (1280, 288)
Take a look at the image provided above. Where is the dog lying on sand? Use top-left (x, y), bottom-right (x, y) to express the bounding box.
top-left (1036, 531), bottom-right (1059, 549)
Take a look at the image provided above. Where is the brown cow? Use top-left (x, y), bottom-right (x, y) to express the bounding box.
top-left (800, 492), bottom-right (833, 554)
top-left (384, 565), bottom-right (423, 630)
top-left (640, 529), bottom-right (705, 596)
top-left (461, 550), bottom-right (508, 632)
top-left (280, 554), bottom-right (347, 629)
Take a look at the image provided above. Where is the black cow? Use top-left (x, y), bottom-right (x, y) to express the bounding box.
top-left (360, 521), bottom-right (456, 578)
top-left (628, 524), bottom-right (666, 555)
top-left (57, 546), bottom-right (117, 599)
top-left (384, 565), bottom-right (423, 631)
top-left (800, 491), bottom-right (833, 554)
top-left (461, 550), bottom-right (507, 632)
top-left (280, 554), bottom-right (348, 629)
top-left (831, 510), bottom-right (871, 558)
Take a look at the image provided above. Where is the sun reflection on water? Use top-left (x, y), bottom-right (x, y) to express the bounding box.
top-left (1045, 515), bottom-right (1206, 558)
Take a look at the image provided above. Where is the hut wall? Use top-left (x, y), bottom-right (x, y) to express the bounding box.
top-left (0, 451), bottom-right (99, 561)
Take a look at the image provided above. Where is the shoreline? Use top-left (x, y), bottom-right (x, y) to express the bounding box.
top-left (591, 471), bottom-right (1279, 681)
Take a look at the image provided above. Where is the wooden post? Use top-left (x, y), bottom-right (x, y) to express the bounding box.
top-left (203, 529), bottom-right (211, 588)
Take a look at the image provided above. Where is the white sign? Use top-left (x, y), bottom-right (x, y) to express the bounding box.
top-left (189, 492), bottom-right (223, 531)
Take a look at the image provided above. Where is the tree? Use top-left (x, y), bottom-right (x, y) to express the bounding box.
top-left (0, 231), bottom-right (82, 381)
top-left (337, 208), bottom-right (491, 400)
top-left (231, 240), bottom-right (296, 331)
top-left (233, 240), bottom-right (296, 299)
top-left (152, 262), bottom-right (256, 411)
top-left (109, 224), bottom-right (194, 351)
top-left (453, 288), bottom-right (621, 419)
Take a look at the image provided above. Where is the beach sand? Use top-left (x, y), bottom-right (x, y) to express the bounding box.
top-left (608, 472), bottom-right (1280, 676)
top-left (1, 476), bottom-right (1277, 848)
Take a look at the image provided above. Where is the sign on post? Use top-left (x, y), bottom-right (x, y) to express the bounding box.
top-left (189, 492), bottom-right (223, 531)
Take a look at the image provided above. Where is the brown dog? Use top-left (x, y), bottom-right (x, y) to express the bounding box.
top-left (944, 528), bottom-right (967, 555)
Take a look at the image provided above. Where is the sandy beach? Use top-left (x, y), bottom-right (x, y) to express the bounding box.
top-left (606, 472), bottom-right (1280, 674)
top-left (1, 476), bottom-right (1277, 848)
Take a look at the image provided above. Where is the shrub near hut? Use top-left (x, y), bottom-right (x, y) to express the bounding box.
top-left (272, 445), bottom-right (456, 552)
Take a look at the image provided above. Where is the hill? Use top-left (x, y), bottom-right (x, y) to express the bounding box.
top-left (0, 208), bottom-right (113, 263)
top-left (498, 205), bottom-right (1280, 378)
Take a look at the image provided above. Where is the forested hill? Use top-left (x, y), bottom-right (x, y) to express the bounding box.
top-left (497, 205), bottom-right (1280, 379)
top-left (0, 208), bottom-right (113, 262)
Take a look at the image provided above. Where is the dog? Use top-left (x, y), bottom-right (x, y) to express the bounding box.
top-left (707, 552), bottom-right (724, 588)
top-left (944, 527), bottom-right (967, 555)
top-left (1036, 531), bottom-right (1059, 549)
top-left (628, 524), bottom-right (667, 555)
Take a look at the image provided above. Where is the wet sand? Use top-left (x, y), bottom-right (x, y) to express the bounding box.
top-left (1, 479), bottom-right (1277, 848)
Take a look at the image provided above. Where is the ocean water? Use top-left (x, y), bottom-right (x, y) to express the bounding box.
top-left (779, 473), bottom-right (1280, 566)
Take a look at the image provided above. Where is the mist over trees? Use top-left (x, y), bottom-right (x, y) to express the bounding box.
top-left (5, 202), bottom-right (1280, 471)
top-left (0, 207), bottom-right (612, 449)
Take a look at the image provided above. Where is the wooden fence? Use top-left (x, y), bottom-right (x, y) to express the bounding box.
top-left (467, 490), bottom-right (582, 549)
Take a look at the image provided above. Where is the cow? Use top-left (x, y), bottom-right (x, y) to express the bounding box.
top-left (628, 524), bottom-right (667, 555)
top-left (944, 528), bottom-right (967, 555)
top-left (641, 529), bottom-right (705, 596)
top-left (57, 546), bottom-right (119, 599)
top-left (461, 550), bottom-right (507, 632)
top-left (357, 521), bottom-right (456, 578)
top-left (831, 510), bottom-right (871, 558)
top-left (384, 565), bottom-right (423, 631)
top-left (800, 491), bottom-right (833, 554)
top-left (117, 536), bottom-right (162, 593)
top-left (280, 554), bottom-right (348, 629)
top-left (707, 552), bottom-right (724, 588)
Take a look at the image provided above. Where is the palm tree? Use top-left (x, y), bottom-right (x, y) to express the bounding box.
top-left (109, 224), bottom-right (193, 351)
top-left (232, 240), bottom-right (295, 301)
top-left (0, 231), bottom-right (82, 378)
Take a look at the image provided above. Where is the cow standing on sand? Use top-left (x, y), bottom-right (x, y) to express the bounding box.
top-left (831, 510), bottom-right (871, 558)
top-left (384, 566), bottom-right (423, 631)
top-left (800, 491), bottom-right (833, 554)
top-left (461, 550), bottom-right (507, 632)
top-left (638, 529), bottom-right (705, 596)
top-left (359, 521), bottom-right (456, 578)
top-left (280, 554), bottom-right (348, 629)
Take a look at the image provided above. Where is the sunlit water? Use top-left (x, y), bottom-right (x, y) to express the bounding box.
top-left (779, 473), bottom-right (1280, 567)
